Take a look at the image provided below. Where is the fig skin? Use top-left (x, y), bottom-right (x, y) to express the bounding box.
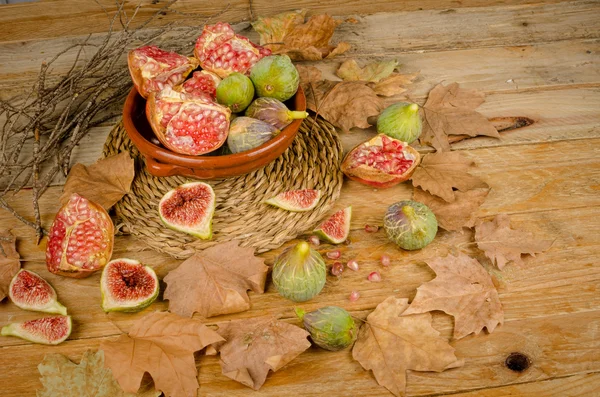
top-left (296, 306), bottom-right (358, 351)
top-left (250, 55), bottom-right (299, 102)
top-left (272, 241), bottom-right (326, 302)
top-left (245, 97), bottom-right (308, 129)
top-left (216, 72), bottom-right (255, 113)
top-left (384, 200), bottom-right (438, 250)
top-left (377, 102), bottom-right (422, 144)
top-left (227, 117), bottom-right (280, 154)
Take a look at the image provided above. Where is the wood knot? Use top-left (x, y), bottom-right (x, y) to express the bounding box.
top-left (505, 352), bottom-right (531, 372)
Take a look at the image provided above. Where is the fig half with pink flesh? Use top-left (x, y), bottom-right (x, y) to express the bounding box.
top-left (100, 258), bottom-right (159, 313)
top-left (158, 182), bottom-right (216, 239)
top-left (314, 207), bottom-right (352, 244)
top-left (1, 315), bottom-right (72, 345)
top-left (265, 189), bottom-right (321, 212)
top-left (9, 269), bottom-right (67, 315)
top-left (341, 134), bottom-right (420, 188)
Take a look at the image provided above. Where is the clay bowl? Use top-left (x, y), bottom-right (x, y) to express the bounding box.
top-left (122, 85), bottom-right (306, 179)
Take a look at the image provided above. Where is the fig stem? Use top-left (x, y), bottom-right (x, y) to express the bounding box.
top-left (408, 103), bottom-right (419, 113)
top-left (292, 241), bottom-right (311, 262)
top-left (295, 307), bottom-right (306, 321)
top-left (288, 110), bottom-right (309, 120)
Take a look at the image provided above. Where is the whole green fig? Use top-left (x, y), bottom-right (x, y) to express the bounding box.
top-left (377, 102), bottom-right (422, 144)
top-left (383, 200), bottom-right (437, 250)
top-left (272, 241), bottom-right (326, 302)
top-left (216, 72), bottom-right (255, 113)
top-left (296, 306), bottom-right (358, 351)
top-left (227, 117), bottom-right (279, 153)
top-left (250, 55), bottom-right (299, 102)
top-left (245, 97), bottom-right (308, 129)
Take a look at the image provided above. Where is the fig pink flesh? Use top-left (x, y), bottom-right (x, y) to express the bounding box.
top-left (10, 271), bottom-right (53, 306)
top-left (105, 261), bottom-right (157, 302)
top-left (160, 184), bottom-right (212, 226)
top-left (315, 207), bottom-right (351, 243)
top-left (22, 316), bottom-right (69, 341)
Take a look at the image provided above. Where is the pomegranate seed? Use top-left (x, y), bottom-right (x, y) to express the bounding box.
top-left (349, 290), bottom-right (360, 302)
top-left (380, 254), bottom-right (391, 267)
top-left (308, 235), bottom-right (320, 246)
top-left (331, 262), bottom-right (343, 276)
top-left (326, 250), bottom-right (341, 259)
top-left (365, 224), bottom-right (379, 233)
top-left (368, 271), bottom-right (382, 282)
top-left (347, 260), bottom-right (359, 271)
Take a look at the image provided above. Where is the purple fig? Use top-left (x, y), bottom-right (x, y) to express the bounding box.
top-left (245, 97), bottom-right (308, 129)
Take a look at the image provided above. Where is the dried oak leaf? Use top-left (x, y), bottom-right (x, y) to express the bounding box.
top-left (420, 82), bottom-right (499, 151)
top-left (413, 187), bottom-right (490, 231)
top-left (252, 10), bottom-right (350, 61)
top-left (411, 151), bottom-right (487, 202)
top-left (352, 296), bottom-right (463, 397)
top-left (37, 350), bottom-right (159, 397)
top-left (0, 229), bottom-right (20, 302)
top-left (60, 152), bottom-right (135, 210)
top-left (404, 253), bottom-right (504, 340)
top-left (213, 317), bottom-right (311, 390)
top-left (163, 241), bottom-right (268, 318)
top-left (306, 80), bottom-right (384, 131)
top-left (475, 214), bottom-right (553, 270)
top-left (100, 312), bottom-right (224, 397)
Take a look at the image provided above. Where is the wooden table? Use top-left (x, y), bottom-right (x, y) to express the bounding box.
top-left (1, 1), bottom-right (599, 396)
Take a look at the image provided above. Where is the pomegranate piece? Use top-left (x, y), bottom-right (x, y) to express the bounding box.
top-left (146, 87), bottom-right (231, 155)
top-left (380, 254), bottom-right (391, 267)
top-left (368, 271), bottom-right (382, 282)
top-left (331, 262), bottom-right (344, 276)
top-left (347, 260), bottom-right (359, 272)
top-left (46, 194), bottom-right (114, 278)
top-left (349, 290), bottom-right (360, 302)
top-left (128, 45), bottom-right (199, 99)
top-left (341, 134), bottom-right (421, 188)
top-left (326, 250), bottom-right (341, 260)
top-left (194, 22), bottom-right (271, 78)
top-left (179, 70), bottom-right (221, 99)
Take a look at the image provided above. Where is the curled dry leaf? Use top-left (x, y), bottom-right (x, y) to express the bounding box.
top-left (352, 296), bottom-right (463, 397)
top-left (211, 317), bottom-right (311, 390)
top-left (163, 241), bottom-right (268, 318)
top-left (296, 64), bottom-right (323, 85)
top-left (37, 350), bottom-right (160, 397)
top-left (60, 152), bottom-right (135, 210)
top-left (475, 214), bottom-right (553, 270)
top-left (252, 10), bottom-right (350, 61)
top-left (411, 151), bottom-right (487, 203)
top-left (371, 72), bottom-right (420, 97)
top-left (336, 59), bottom-right (399, 82)
top-left (0, 229), bottom-right (20, 302)
top-left (420, 82), bottom-right (499, 151)
top-left (413, 187), bottom-right (490, 231)
top-left (404, 253), bottom-right (504, 340)
top-left (100, 312), bottom-right (224, 397)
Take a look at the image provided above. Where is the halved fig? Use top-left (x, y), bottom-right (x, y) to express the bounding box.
top-left (146, 87), bottom-right (231, 155)
top-left (265, 189), bottom-right (321, 212)
top-left (1, 315), bottom-right (72, 345)
top-left (314, 207), bottom-right (352, 244)
top-left (158, 182), bottom-right (216, 239)
top-left (9, 269), bottom-right (67, 315)
top-left (341, 134), bottom-right (420, 188)
top-left (128, 45), bottom-right (199, 99)
top-left (100, 258), bottom-right (159, 313)
top-left (46, 194), bottom-right (114, 278)
top-left (179, 70), bottom-right (221, 99)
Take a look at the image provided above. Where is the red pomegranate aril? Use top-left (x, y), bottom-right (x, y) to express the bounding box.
top-left (326, 250), bottom-right (341, 260)
top-left (308, 235), bottom-right (320, 246)
top-left (349, 290), bottom-right (360, 302)
top-left (380, 254), bottom-right (391, 267)
top-left (364, 224), bottom-right (379, 233)
top-left (368, 271), bottom-right (382, 282)
top-left (331, 262), bottom-right (344, 276)
top-left (347, 260), bottom-right (359, 272)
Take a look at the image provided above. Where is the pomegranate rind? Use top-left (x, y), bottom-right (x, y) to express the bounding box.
top-left (341, 134), bottom-right (421, 189)
top-left (314, 207), bottom-right (352, 244)
top-left (46, 194), bottom-right (114, 279)
top-left (9, 270), bottom-right (67, 315)
top-left (158, 182), bottom-right (216, 239)
top-left (265, 189), bottom-right (321, 212)
top-left (100, 258), bottom-right (159, 313)
top-left (1, 315), bottom-right (72, 345)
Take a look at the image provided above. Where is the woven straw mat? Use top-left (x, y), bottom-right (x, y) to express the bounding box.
top-left (102, 117), bottom-right (344, 259)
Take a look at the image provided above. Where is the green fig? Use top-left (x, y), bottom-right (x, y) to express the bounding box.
top-left (272, 241), bottom-right (326, 302)
top-left (296, 306), bottom-right (358, 351)
top-left (383, 200), bottom-right (438, 250)
top-left (250, 55), bottom-right (299, 102)
top-left (377, 102), bottom-right (422, 144)
top-left (245, 97), bottom-right (308, 129)
top-left (227, 116), bottom-right (280, 153)
top-left (216, 72), bottom-right (255, 112)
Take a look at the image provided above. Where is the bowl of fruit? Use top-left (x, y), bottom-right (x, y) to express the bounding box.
top-left (122, 22), bottom-right (308, 179)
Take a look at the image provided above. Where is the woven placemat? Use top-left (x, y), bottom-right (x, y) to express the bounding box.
top-left (102, 117), bottom-right (344, 259)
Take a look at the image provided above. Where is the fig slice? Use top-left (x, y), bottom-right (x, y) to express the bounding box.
top-left (100, 258), bottom-right (159, 313)
top-left (265, 189), bottom-right (321, 212)
top-left (314, 207), bottom-right (352, 244)
top-left (158, 182), bottom-right (216, 239)
top-left (1, 315), bottom-right (72, 345)
top-left (9, 269), bottom-right (67, 315)
top-left (341, 134), bottom-right (421, 188)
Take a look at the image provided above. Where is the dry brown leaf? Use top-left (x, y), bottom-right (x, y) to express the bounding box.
top-left (214, 317), bottom-right (311, 390)
top-left (370, 72), bottom-right (420, 97)
top-left (420, 82), bottom-right (499, 151)
top-left (305, 80), bottom-right (384, 131)
top-left (163, 241), bottom-right (267, 318)
top-left (0, 229), bottom-right (20, 302)
top-left (352, 296), bottom-right (463, 397)
top-left (37, 350), bottom-right (160, 397)
top-left (413, 187), bottom-right (490, 231)
top-left (252, 10), bottom-right (349, 61)
top-left (404, 253), bottom-right (504, 340)
top-left (336, 59), bottom-right (398, 82)
top-left (475, 214), bottom-right (553, 270)
top-left (411, 151), bottom-right (487, 202)
top-left (295, 64), bottom-right (322, 85)
top-left (100, 312), bottom-right (224, 397)
top-left (60, 152), bottom-right (134, 210)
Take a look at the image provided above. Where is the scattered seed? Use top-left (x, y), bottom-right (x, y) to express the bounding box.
top-left (331, 262), bottom-right (343, 276)
top-left (326, 250), bottom-right (341, 259)
top-left (347, 260), bottom-right (359, 271)
top-left (368, 271), bottom-right (382, 282)
top-left (380, 254), bottom-right (391, 267)
top-left (308, 236), bottom-right (320, 246)
top-left (349, 290), bottom-right (360, 302)
top-left (364, 224), bottom-right (379, 233)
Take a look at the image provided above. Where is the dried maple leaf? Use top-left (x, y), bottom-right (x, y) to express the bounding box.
top-left (38, 350), bottom-right (159, 397)
top-left (413, 187), bottom-right (490, 231)
top-left (475, 214), bottom-right (553, 270)
top-left (252, 10), bottom-right (350, 61)
top-left (420, 82), bottom-right (499, 151)
top-left (60, 152), bottom-right (135, 210)
top-left (100, 312), bottom-right (224, 397)
top-left (0, 229), bottom-right (20, 302)
top-left (214, 316), bottom-right (311, 390)
top-left (371, 72), bottom-right (420, 97)
top-left (404, 253), bottom-right (504, 340)
top-left (163, 241), bottom-right (268, 318)
top-left (305, 80), bottom-right (383, 131)
top-left (336, 59), bottom-right (398, 82)
top-left (410, 151), bottom-right (487, 202)
top-left (353, 296), bottom-right (463, 397)
top-left (296, 64), bottom-right (322, 85)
